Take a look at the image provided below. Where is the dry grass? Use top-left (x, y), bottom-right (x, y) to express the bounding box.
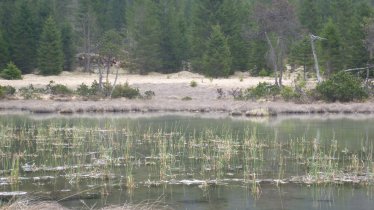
top-left (1, 200), bottom-right (173, 210)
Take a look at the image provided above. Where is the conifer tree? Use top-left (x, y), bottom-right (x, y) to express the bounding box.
top-left (37, 16), bottom-right (64, 75)
top-left (217, 0), bottom-right (250, 71)
top-left (298, 0), bottom-right (320, 33)
top-left (0, 30), bottom-right (10, 70)
top-left (320, 19), bottom-right (343, 75)
top-left (61, 22), bottom-right (75, 70)
top-left (12, 1), bottom-right (38, 73)
top-left (202, 25), bottom-right (232, 77)
top-left (127, 0), bottom-right (162, 74)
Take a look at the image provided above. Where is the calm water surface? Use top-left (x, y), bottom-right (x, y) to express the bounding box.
top-left (0, 113), bottom-right (373, 210)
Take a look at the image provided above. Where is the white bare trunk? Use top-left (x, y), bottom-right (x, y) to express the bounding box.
top-left (265, 32), bottom-right (278, 86)
top-left (310, 34), bottom-right (321, 83)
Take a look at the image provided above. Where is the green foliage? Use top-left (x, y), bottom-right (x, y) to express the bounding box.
top-left (111, 83), bottom-right (140, 99)
top-left (190, 80), bottom-right (198, 87)
top-left (289, 36), bottom-right (313, 78)
top-left (320, 19), bottom-right (343, 75)
top-left (316, 72), bottom-right (368, 102)
top-left (11, 1), bottom-right (38, 73)
top-left (19, 85), bottom-right (43, 100)
top-left (246, 82), bottom-right (280, 100)
top-left (298, 0), bottom-right (321, 33)
top-left (0, 62), bottom-right (22, 80)
top-left (76, 81), bottom-right (105, 98)
top-left (0, 30), bottom-right (10, 69)
top-left (127, 0), bottom-right (162, 74)
top-left (99, 29), bottom-right (124, 60)
top-left (37, 17), bottom-right (64, 75)
top-left (76, 83), bottom-right (91, 97)
top-left (280, 86), bottom-right (298, 101)
top-left (1, 0), bottom-right (374, 77)
top-left (202, 25), bottom-right (232, 77)
top-left (61, 22), bottom-right (75, 70)
top-left (258, 69), bottom-right (270, 77)
top-left (0, 85), bottom-right (16, 99)
top-left (182, 96), bottom-right (192, 101)
top-left (46, 81), bottom-right (73, 95)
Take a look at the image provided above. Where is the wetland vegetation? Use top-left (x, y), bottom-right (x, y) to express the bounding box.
top-left (0, 114), bottom-right (373, 209)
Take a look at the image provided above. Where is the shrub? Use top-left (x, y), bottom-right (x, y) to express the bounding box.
top-left (190, 80), bottom-right (197, 87)
top-left (143, 90), bottom-right (155, 99)
top-left (182, 96), bottom-right (192, 101)
top-left (111, 83), bottom-right (140, 99)
top-left (216, 88), bottom-right (225, 99)
top-left (280, 86), bottom-right (298, 101)
top-left (0, 62), bottom-right (22, 80)
top-left (228, 88), bottom-right (244, 100)
top-left (258, 69), bottom-right (270, 77)
top-left (90, 80), bottom-right (100, 96)
top-left (76, 83), bottom-right (91, 97)
top-left (19, 85), bottom-right (42, 99)
top-left (0, 86), bottom-right (14, 98)
top-left (3, 85), bottom-right (16, 96)
top-left (46, 81), bottom-right (72, 95)
top-left (247, 82), bottom-right (280, 99)
top-left (316, 71), bottom-right (368, 102)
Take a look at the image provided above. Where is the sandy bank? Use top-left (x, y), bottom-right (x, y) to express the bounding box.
top-left (0, 71), bottom-right (372, 116)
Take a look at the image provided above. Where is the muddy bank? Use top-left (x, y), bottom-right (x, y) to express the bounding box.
top-left (0, 99), bottom-right (374, 116)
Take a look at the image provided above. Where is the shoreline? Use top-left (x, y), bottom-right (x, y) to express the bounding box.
top-left (1, 98), bottom-right (374, 116)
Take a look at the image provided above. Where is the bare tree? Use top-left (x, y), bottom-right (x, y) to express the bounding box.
top-left (76, 1), bottom-right (98, 72)
top-left (97, 30), bottom-right (126, 97)
top-left (253, 0), bottom-right (299, 86)
top-left (364, 18), bottom-right (374, 61)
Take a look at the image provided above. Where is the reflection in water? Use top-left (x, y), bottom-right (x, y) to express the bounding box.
top-left (0, 113), bottom-right (373, 209)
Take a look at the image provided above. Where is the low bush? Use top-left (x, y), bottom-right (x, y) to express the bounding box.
top-left (19, 85), bottom-right (43, 99)
top-left (280, 86), bottom-right (298, 101)
top-left (258, 69), bottom-right (270, 77)
top-left (46, 81), bottom-right (73, 95)
top-left (247, 82), bottom-right (280, 99)
top-left (316, 72), bottom-right (368, 102)
top-left (182, 96), bottom-right (192, 101)
top-left (190, 80), bottom-right (197, 87)
top-left (111, 83), bottom-right (140, 99)
top-left (0, 85), bottom-right (16, 97)
top-left (0, 62), bottom-right (22, 80)
top-left (143, 90), bottom-right (155, 99)
top-left (76, 83), bottom-right (91, 97)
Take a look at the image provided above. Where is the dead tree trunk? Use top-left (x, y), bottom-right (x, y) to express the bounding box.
top-left (265, 32), bottom-right (279, 86)
top-left (310, 34), bottom-right (322, 83)
top-left (110, 67), bottom-right (120, 98)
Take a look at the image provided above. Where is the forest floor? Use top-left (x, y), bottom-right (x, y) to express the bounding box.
top-left (1, 70), bottom-right (374, 116)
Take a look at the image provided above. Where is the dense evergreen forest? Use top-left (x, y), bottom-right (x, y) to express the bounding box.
top-left (1, 0), bottom-right (374, 79)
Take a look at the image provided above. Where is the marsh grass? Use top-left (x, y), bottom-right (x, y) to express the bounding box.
top-left (0, 116), bottom-right (373, 207)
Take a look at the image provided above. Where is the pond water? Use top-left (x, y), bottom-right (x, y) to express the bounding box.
top-left (0, 113), bottom-right (374, 209)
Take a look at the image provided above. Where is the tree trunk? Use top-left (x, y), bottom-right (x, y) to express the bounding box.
top-left (110, 67), bottom-right (120, 98)
top-left (265, 32), bottom-right (278, 86)
top-left (310, 35), bottom-right (321, 83)
top-left (98, 62), bottom-right (103, 91)
top-left (277, 37), bottom-right (284, 87)
top-left (105, 59), bottom-right (111, 82)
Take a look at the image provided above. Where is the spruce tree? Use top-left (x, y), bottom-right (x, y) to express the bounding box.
top-left (202, 25), bottom-right (232, 77)
top-left (61, 22), bottom-right (75, 70)
top-left (298, 0), bottom-right (320, 33)
top-left (37, 16), bottom-right (64, 75)
top-left (217, 0), bottom-right (250, 71)
top-left (320, 19), bottom-right (343, 75)
top-left (289, 36), bottom-right (313, 80)
top-left (12, 1), bottom-right (38, 73)
top-left (127, 0), bottom-right (162, 74)
top-left (0, 30), bottom-right (10, 70)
